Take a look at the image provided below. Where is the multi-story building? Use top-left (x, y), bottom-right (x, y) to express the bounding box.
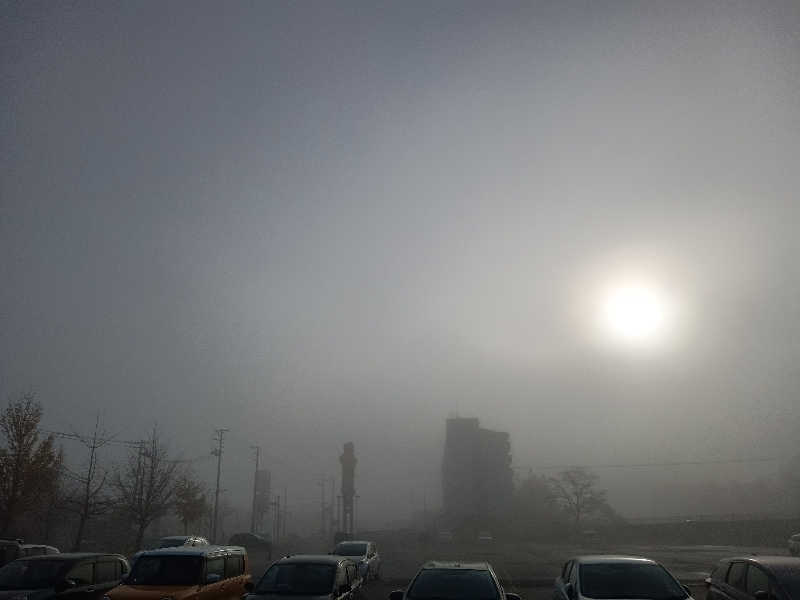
top-left (441, 417), bottom-right (513, 524)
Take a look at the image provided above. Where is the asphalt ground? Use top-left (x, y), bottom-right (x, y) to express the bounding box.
top-left (358, 578), bottom-right (709, 600)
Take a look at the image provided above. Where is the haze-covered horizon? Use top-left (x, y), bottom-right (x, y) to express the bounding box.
top-left (3, 1), bottom-right (799, 533)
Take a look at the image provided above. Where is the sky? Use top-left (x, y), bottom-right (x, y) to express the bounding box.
top-left (2, 1), bottom-right (800, 531)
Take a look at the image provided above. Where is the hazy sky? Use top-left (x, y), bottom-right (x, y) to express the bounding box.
top-left (2, 1), bottom-right (800, 528)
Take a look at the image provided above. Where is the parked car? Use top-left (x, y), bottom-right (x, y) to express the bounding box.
top-left (0, 552), bottom-right (129, 600)
top-left (332, 541), bottom-right (381, 580)
top-left (246, 554), bottom-right (360, 600)
top-left (706, 556), bottom-right (800, 600)
top-left (20, 545), bottom-right (60, 557)
top-left (0, 541), bottom-right (22, 568)
top-left (156, 535), bottom-right (208, 548)
top-left (389, 561), bottom-right (521, 600)
top-left (106, 545), bottom-right (250, 600)
top-left (789, 535), bottom-right (800, 557)
top-left (553, 556), bottom-right (692, 600)
top-left (228, 533), bottom-right (271, 559)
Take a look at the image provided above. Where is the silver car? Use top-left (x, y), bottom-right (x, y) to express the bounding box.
top-left (332, 541), bottom-right (380, 581)
top-left (554, 556), bottom-right (693, 600)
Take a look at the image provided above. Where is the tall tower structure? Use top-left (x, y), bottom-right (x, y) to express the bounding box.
top-left (340, 442), bottom-right (357, 535)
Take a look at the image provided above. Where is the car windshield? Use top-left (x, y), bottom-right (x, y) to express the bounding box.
top-left (128, 556), bottom-right (203, 586)
top-left (334, 543), bottom-right (367, 557)
top-left (579, 563), bottom-right (688, 600)
top-left (256, 563), bottom-right (335, 595)
top-left (407, 569), bottom-right (500, 600)
top-left (158, 539), bottom-right (187, 548)
top-left (0, 559), bottom-right (67, 590)
top-left (777, 572), bottom-right (800, 600)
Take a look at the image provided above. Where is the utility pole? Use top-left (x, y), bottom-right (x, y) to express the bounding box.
top-left (318, 478), bottom-right (326, 539)
top-left (211, 428), bottom-right (229, 543)
top-left (282, 487), bottom-right (287, 538)
top-left (250, 445), bottom-right (261, 533)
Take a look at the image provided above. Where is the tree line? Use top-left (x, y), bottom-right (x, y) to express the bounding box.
top-left (0, 394), bottom-right (210, 552)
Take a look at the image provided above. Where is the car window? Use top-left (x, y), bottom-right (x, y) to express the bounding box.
top-left (578, 563), bottom-right (687, 600)
top-left (0, 559), bottom-right (67, 589)
top-left (346, 564), bottom-right (357, 585)
top-left (225, 556), bottom-right (244, 579)
top-left (66, 562), bottom-right (93, 586)
top-left (95, 561), bottom-right (119, 584)
top-left (712, 562), bottom-right (730, 583)
top-left (128, 555), bottom-right (203, 586)
top-left (206, 558), bottom-right (225, 580)
top-left (335, 565), bottom-right (347, 590)
top-left (334, 543), bottom-right (367, 557)
top-left (746, 567), bottom-right (770, 596)
top-left (728, 563), bottom-right (748, 591)
top-left (255, 563), bottom-right (335, 596)
top-left (407, 568), bottom-right (500, 600)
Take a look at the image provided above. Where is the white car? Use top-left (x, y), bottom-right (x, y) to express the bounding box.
top-left (789, 533), bottom-right (800, 556)
top-left (333, 540), bottom-right (381, 581)
top-left (554, 556), bottom-right (693, 600)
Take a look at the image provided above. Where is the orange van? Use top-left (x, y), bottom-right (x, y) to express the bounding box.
top-left (104, 546), bottom-right (251, 600)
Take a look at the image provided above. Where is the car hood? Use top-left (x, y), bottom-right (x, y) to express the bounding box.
top-left (249, 594), bottom-right (331, 600)
top-left (108, 585), bottom-right (199, 600)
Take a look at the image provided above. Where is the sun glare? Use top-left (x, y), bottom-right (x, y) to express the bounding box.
top-left (599, 282), bottom-right (674, 348)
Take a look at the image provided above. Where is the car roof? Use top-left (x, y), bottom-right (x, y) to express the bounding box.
top-left (136, 545), bottom-right (244, 557)
top-left (277, 554), bottom-right (351, 566)
top-left (422, 561), bottom-right (492, 570)
top-left (335, 540), bottom-right (370, 546)
top-left (573, 556), bottom-right (658, 565)
top-left (20, 553), bottom-right (124, 561)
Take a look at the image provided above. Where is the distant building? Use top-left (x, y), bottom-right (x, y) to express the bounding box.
top-left (441, 417), bottom-right (513, 525)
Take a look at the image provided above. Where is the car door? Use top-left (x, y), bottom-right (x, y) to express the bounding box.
top-left (58, 560), bottom-right (95, 600)
top-left (716, 561), bottom-right (749, 600)
top-left (224, 553), bottom-right (249, 600)
top-left (333, 564), bottom-right (352, 600)
top-left (93, 558), bottom-right (124, 600)
top-left (745, 565), bottom-right (779, 600)
top-left (554, 560), bottom-right (574, 600)
top-left (199, 557), bottom-right (226, 600)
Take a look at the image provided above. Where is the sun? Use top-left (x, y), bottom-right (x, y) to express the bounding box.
top-left (599, 281), bottom-right (674, 347)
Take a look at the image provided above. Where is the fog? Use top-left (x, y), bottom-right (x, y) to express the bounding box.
top-left (2, 1), bottom-right (799, 535)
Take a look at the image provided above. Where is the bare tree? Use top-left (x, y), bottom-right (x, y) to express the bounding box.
top-left (548, 467), bottom-right (608, 527)
top-left (174, 474), bottom-right (209, 535)
top-left (0, 394), bottom-right (63, 535)
top-left (66, 415), bottom-right (112, 551)
top-left (113, 427), bottom-right (179, 550)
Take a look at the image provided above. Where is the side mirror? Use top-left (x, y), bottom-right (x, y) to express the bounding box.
top-left (244, 582), bottom-right (254, 592)
top-left (506, 593), bottom-right (522, 600)
top-left (389, 591), bottom-right (405, 600)
top-left (564, 583), bottom-right (576, 600)
top-left (206, 573), bottom-right (222, 584)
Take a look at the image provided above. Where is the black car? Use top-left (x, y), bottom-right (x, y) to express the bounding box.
top-left (227, 534), bottom-right (271, 559)
top-left (389, 561), bottom-right (521, 600)
top-left (246, 554), bottom-right (360, 600)
top-left (706, 556), bottom-right (800, 600)
top-left (0, 553), bottom-right (129, 600)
